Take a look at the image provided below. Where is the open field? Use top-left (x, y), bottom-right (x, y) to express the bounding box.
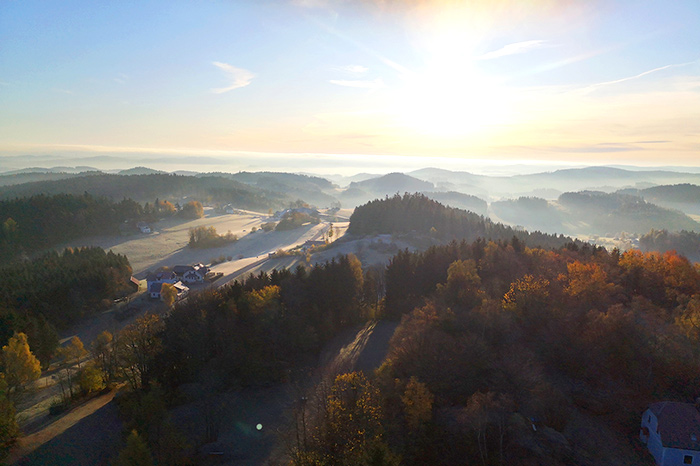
top-left (60, 209), bottom-right (324, 276)
top-left (59, 208), bottom-right (264, 275)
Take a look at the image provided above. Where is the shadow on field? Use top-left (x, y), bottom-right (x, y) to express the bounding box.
top-left (13, 401), bottom-right (122, 466)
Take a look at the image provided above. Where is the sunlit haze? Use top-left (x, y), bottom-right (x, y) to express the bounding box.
top-left (1, 0), bottom-right (699, 173)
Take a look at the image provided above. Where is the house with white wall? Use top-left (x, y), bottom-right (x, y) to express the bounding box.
top-left (641, 401), bottom-right (700, 465)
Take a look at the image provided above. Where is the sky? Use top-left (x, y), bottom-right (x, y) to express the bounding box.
top-left (1, 0), bottom-right (699, 174)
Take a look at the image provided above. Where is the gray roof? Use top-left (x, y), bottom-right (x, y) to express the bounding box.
top-left (649, 402), bottom-right (700, 450)
top-left (149, 282), bottom-right (162, 293)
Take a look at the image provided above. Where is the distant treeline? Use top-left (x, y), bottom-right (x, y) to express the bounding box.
top-left (558, 191), bottom-right (699, 233)
top-left (641, 229), bottom-right (700, 262)
top-left (622, 183), bottom-right (700, 204)
top-left (347, 193), bottom-right (573, 249)
top-left (0, 247), bottom-right (133, 366)
top-left (0, 173), bottom-right (287, 210)
top-left (0, 193), bottom-right (141, 260)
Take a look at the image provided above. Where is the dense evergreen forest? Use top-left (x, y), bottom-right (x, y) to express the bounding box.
top-left (105, 239), bottom-right (700, 464)
top-left (423, 191), bottom-right (488, 215)
top-left (347, 193), bottom-right (573, 250)
top-left (0, 247), bottom-right (133, 367)
top-left (0, 193), bottom-right (141, 260)
top-left (0, 173), bottom-right (287, 209)
top-left (153, 255), bottom-right (367, 390)
top-left (641, 229), bottom-right (700, 262)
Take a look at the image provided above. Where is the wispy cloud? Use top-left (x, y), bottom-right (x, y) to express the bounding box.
top-left (114, 73), bottom-right (129, 84)
top-left (211, 62), bottom-right (255, 94)
top-left (581, 59), bottom-right (699, 93)
top-left (329, 78), bottom-right (385, 89)
top-left (53, 88), bottom-right (74, 95)
top-left (476, 40), bottom-right (548, 60)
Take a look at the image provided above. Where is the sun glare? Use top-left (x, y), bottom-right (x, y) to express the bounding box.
top-left (392, 20), bottom-right (513, 139)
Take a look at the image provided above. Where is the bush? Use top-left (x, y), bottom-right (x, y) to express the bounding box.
top-left (189, 226), bottom-right (237, 248)
top-left (49, 398), bottom-right (69, 415)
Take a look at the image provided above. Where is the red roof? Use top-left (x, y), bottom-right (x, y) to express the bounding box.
top-left (649, 402), bottom-right (700, 450)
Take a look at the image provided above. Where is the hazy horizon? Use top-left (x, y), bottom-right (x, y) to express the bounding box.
top-left (2, 1), bottom-right (699, 170)
top-left (4, 150), bottom-right (700, 178)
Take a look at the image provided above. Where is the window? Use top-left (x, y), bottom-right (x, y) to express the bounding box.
top-left (685, 455), bottom-right (693, 464)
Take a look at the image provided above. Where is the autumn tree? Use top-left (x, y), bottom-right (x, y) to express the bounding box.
top-left (155, 199), bottom-right (176, 216)
top-left (78, 363), bottom-right (105, 395)
top-left (677, 295), bottom-right (700, 346)
top-left (62, 336), bottom-right (88, 369)
top-left (92, 331), bottom-right (115, 382)
top-left (1, 332), bottom-right (41, 401)
top-left (303, 372), bottom-right (395, 466)
top-left (563, 261), bottom-right (617, 310)
top-left (160, 283), bottom-right (178, 307)
top-left (401, 377), bottom-right (434, 431)
top-left (114, 430), bottom-right (154, 466)
top-left (437, 259), bottom-right (483, 310)
top-left (463, 391), bottom-right (515, 465)
top-left (116, 314), bottom-right (163, 389)
top-left (502, 274), bottom-right (551, 321)
top-left (0, 374), bottom-right (19, 463)
top-left (180, 200), bottom-right (204, 219)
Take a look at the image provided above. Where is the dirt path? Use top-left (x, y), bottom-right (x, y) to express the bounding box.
top-left (8, 389), bottom-right (120, 465)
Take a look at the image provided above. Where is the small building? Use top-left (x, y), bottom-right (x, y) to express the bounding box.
top-left (136, 221), bottom-right (151, 234)
top-left (146, 271), bottom-right (178, 284)
top-left (149, 282), bottom-right (164, 299)
top-left (149, 281), bottom-right (189, 300)
top-left (224, 204), bottom-right (236, 214)
top-left (173, 263), bottom-right (210, 283)
top-left (641, 401), bottom-right (700, 465)
top-left (128, 276), bottom-right (141, 292)
top-left (146, 271), bottom-right (178, 299)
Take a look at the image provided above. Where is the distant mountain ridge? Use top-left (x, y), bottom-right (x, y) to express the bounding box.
top-left (0, 173), bottom-right (288, 211)
top-left (490, 190), bottom-right (700, 236)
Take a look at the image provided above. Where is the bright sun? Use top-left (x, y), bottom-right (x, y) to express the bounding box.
top-left (397, 67), bottom-right (510, 138)
top-left (391, 18), bottom-right (513, 139)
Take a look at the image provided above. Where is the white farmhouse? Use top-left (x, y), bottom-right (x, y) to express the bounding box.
top-left (641, 401), bottom-right (700, 465)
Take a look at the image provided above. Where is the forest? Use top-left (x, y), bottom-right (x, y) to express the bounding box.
top-left (0, 193), bottom-right (141, 261)
top-left (347, 193), bottom-right (573, 250)
top-left (73, 237), bottom-right (700, 465)
top-left (0, 247), bottom-right (133, 367)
